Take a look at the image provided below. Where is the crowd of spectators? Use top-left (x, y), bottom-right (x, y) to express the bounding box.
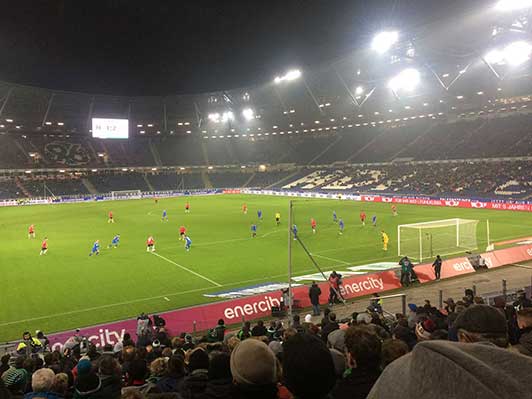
top-left (3, 288), bottom-right (532, 399)
top-left (285, 160), bottom-right (532, 200)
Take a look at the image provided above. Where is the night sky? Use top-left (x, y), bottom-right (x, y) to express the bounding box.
top-left (0, 0), bottom-right (484, 96)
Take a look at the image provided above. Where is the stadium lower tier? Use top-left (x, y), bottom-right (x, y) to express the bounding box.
top-left (0, 159), bottom-right (530, 200)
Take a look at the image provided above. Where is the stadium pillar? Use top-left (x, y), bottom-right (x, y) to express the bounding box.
top-left (438, 290), bottom-right (443, 308)
top-left (288, 200), bottom-right (293, 325)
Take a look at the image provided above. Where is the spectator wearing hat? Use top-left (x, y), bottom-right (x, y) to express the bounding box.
top-left (514, 308), bottom-right (532, 356)
top-left (251, 320), bottom-right (268, 337)
top-left (74, 359), bottom-right (103, 398)
top-left (321, 313), bottom-right (339, 343)
top-left (453, 304), bottom-right (508, 348)
top-left (182, 348), bottom-right (209, 399)
top-left (283, 333), bottom-right (336, 399)
top-left (406, 304), bottom-right (418, 329)
top-left (24, 367), bottom-right (60, 399)
top-left (331, 325), bottom-right (382, 399)
top-left (415, 319), bottom-right (436, 342)
top-left (198, 351), bottom-right (233, 399)
top-left (230, 339), bottom-right (278, 399)
top-left (368, 340), bottom-right (532, 399)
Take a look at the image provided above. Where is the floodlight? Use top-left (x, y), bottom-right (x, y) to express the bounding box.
top-left (371, 31), bottom-right (399, 54)
top-left (355, 86), bottom-right (364, 95)
top-left (222, 111), bottom-right (234, 122)
top-left (284, 69), bottom-right (301, 81)
top-left (485, 41), bottom-right (532, 66)
top-left (208, 113), bottom-right (220, 123)
top-left (274, 69), bottom-right (302, 84)
top-left (504, 41), bottom-right (532, 65)
top-left (495, 0), bottom-right (532, 11)
top-left (484, 49), bottom-right (505, 64)
top-left (388, 68), bottom-right (420, 92)
top-left (242, 108), bottom-right (254, 121)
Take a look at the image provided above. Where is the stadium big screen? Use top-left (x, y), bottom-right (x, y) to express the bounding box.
top-left (91, 118), bottom-right (129, 139)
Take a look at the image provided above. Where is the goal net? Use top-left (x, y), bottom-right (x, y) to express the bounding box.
top-left (398, 218), bottom-right (479, 262)
top-left (111, 190), bottom-right (142, 200)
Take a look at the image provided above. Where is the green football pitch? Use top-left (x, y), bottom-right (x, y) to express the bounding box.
top-left (1, 194), bottom-right (531, 342)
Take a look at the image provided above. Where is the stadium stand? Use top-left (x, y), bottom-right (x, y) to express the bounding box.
top-left (3, 285), bottom-right (532, 399)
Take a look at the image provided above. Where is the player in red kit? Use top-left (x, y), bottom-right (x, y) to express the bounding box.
top-left (108, 211), bottom-right (114, 224)
top-left (391, 204), bottom-right (398, 216)
top-left (311, 218), bottom-right (317, 234)
top-left (360, 211), bottom-right (366, 226)
top-left (179, 226), bottom-right (186, 240)
top-left (28, 224), bottom-right (35, 239)
top-left (146, 236), bottom-right (155, 252)
top-left (185, 202), bottom-right (190, 214)
top-left (40, 237), bottom-right (48, 255)
top-left (242, 203), bottom-right (248, 214)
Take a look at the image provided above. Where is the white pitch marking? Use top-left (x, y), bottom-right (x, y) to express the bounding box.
top-left (150, 252), bottom-right (222, 287)
top-left (312, 253), bottom-right (352, 265)
top-left (164, 297), bottom-right (170, 301)
top-left (0, 268), bottom-right (320, 327)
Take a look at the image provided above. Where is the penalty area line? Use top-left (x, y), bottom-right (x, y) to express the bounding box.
top-left (150, 252), bottom-right (222, 287)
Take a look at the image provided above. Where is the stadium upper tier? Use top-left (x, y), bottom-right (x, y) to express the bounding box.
top-left (0, 110), bottom-right (531, 169)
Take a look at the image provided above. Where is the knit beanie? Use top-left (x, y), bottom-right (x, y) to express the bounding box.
top-left (368, 340), bottom-right (532, 399)
top-left (230, 339), bottom-right (277, 385)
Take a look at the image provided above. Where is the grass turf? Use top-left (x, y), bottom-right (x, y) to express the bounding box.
top-left (1, 194), bottom-right (531, 341)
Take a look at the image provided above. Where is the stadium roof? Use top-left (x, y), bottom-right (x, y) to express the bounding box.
top-left (0, 1), bottom-right (531, 138)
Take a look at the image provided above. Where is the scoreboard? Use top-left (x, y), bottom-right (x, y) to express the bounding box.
top-left (92, 118), bottom-right (129, 139)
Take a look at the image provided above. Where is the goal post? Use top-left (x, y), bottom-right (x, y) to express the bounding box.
top-left (110, 190), bottom-right (142, 200)
top-left (398, 218), bottom-right (479, 262)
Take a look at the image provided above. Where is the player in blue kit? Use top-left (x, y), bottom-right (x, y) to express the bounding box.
top-left (89, 240), bottom-right (100, 256)
top-left (292, 224), bottom-right (298, 240)
top-left (251, 223), bottom-right (257, 238)
top-left (338, 219), bottom-right (345, 235)
top-left (184, 235), bottom-right (192, 251)
top-left (108, 234), bottom-right (120, 248)
top-left (372, 215), bottom-right (377, 227)
top-left (162, 210), bottom-right (168, 221)
top-left (333, 211), bottom-right (337, 223)
top-left (257, 209), bottom-right (263, 220)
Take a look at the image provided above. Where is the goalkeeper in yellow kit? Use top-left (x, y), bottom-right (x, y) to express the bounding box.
top-left (381, 230), bottom-right (389, 251)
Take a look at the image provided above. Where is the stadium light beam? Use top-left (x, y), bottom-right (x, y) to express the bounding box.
top-left (495, 0), bottom-right (532, 11)
top-left (242, 108), bottom-right (254, 121)
top-left (274, 69), bottom-right (302, 84)
top-left (484, 41), bottom-right (532, 66)
top-left (371, 31), bottom-right (399, 54)
top-left (355, 86), bottom-right (364, 95)
top-left (388, 68), bottom-right (421, 92)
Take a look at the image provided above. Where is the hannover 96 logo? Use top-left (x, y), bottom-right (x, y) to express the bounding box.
top-left (44, 142), bottom-right (91, 166)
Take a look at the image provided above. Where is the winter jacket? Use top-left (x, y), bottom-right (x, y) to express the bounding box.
top-left (197, 378), bottom-right (233, 399)
top-left (24, 392), bottom-right (63, 399)
top-left (181, 369), bottom-right (209, 399)
top-left (331, 367), bottom-right (381, 399)
top-left (514, 327), bottom-right (532, 357)
top-left (309, 284), bottom-right (322, 305)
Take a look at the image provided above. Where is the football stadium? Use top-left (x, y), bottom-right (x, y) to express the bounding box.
top-left (1, 1), bottom-right (532, 398)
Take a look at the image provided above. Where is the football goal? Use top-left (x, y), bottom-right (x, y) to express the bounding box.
top-left (110, 190), bottom-right (142, 200)
top-left (398, 218), bottom-right (479, 262)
